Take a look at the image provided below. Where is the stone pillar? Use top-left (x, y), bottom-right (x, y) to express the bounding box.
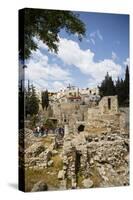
top-left (80, 149), bottom-right (88, 176)
top-left (64, 124), bottom-right (69, 135)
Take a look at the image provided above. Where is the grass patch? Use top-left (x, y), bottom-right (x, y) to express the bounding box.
top-left (25, 154), bottom-right (63, 192)
top-left (66, 178), bottom-right (71, 189)
top-left (77, 172), bottom-right (84, 188)
top-left (89, 166), bottom-right (103, 187)
top-left (39, 136), bottom-right (53, 147)
top-left (52, 154), bottom-right (63, 170)
top-left (25, 167), bottom-right (59, 192)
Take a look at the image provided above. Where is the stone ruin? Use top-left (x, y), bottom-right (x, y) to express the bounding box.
top-left (20, 95), bottom-right (129, 191)
top-left (85, 95), bottom-right (126, 135)
top-left (57, 96), bottom-right (129, 189)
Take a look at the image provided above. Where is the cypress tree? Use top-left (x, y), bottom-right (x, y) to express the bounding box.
top-left (124, 65), bottom-right (129, 103)
top-left (29, 85), bottom-right (39, 115)
top-left (25, 84), bottom-right (39, 116)
top-left (41, 90), bottom-right (49, 110)
top-left (99, 72), bottom-right (116, 97)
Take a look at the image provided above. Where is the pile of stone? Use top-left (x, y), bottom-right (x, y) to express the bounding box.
top-left (61, 130), bottom-right (129, 189)
top-left (23, 129), bottom-right (60, 170)
top-left (31, 181), bottom-right (48, 192)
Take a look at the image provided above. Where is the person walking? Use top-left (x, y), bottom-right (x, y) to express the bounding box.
top-left (36, 126), bottom-right (40, 136)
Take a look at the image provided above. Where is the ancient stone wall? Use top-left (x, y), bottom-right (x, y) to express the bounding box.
top-left (60, 131), bottom-right (129, 189)
top-left (99, 95), bottom-right (119, 115)
top-left (52, 102), bottom-right (88, 130)
top-left (59, 95), bottom-right (129, 189)
top-left (85, 96), bottom-right (123, 135)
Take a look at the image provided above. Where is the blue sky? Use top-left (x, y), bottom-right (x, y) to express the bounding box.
top-left (25, 11), bottom-right (129, 91)
top-left (78, 12), bottom-right (129, 63)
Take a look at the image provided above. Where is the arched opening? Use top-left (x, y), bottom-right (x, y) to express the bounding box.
top-left (78, 124), bottom-right (85, 132)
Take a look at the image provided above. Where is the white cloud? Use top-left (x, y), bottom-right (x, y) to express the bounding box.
top-left (90, 31), bottom-right (96, 38)
top-left (112, 51), bottom-right (117, 61)
top-left (30, 36), bottom-right (123, 89)
top-left (89, 29), bottom-right (103, 45)
top-left (25, 48), bottom-right (72, 90)
top-left (33, 36), bottom-right (48, 50)
top-left (52, 81), bottom-right (66, 91)
top-left (56, 37), bottom-right (123, 86)
top-left (97, 30), bottom-right (103, 41)
top-left (90, 38), bottom-right (95, 45)
top-left (86, 39), bottom-right (91, 43)
top-left (123, 58), bottom-right (130, 66)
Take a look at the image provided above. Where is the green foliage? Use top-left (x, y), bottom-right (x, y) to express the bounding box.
top-left (125, 65), bottom-right (129, 100)
top-left (41, 90), bottom-right (49, 110)
top-left (19, 8), bottom-right (86, 59)
top-left (116, 65), bottom-right (129, 106)
top-left (99, 72), bottom-right (116, 97)
top-left (99, 66), bottom-right (129, 106)
top-left (25, 84), bottom-right (39, 117)
top-left (19, 80), bottom-right (24, 129)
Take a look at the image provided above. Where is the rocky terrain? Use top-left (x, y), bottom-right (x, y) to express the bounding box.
top-left (19, 126), bottom-right (129, 192)
top-left (19, 96), bottom-right (129, 192)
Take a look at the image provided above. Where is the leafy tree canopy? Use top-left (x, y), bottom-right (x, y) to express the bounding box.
top-left (19, 8), bottom-right (86, 59)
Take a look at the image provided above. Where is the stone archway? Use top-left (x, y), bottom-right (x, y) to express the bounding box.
top-left (78, 124), bottom-right (85, 132)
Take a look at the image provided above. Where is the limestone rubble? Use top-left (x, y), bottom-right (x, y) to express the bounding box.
top-left (20, 95), bottom-right (129, 191)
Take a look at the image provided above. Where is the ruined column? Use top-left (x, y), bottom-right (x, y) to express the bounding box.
top-left (64, 124), bottom-right (69, 135)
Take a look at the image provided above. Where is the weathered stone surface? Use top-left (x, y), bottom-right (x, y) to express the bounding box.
top-left (82, 178), bottom-right (93, 188)
top-left (25, 142), bottom-right (45, 157)
top-left (52, 150), bottom-right (58, 155)
top-left (58, 170), bottom-right (65, 180)
top-left (47, 160), bottom-right (53, 167)
top-left (23, 96), bottom-right (129, 191)
top-left (31, 181), bottom-right (48, 192)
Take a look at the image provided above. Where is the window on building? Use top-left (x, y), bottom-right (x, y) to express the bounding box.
top-left (78, 124), bottom-right (85, 132)
top-left (108, 98), bottom-right (111, 110)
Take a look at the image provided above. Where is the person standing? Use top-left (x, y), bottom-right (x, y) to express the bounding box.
top-left (40, 125), bottom-right (44, 136)
top-left (36, 126), bottom-right (40, 136)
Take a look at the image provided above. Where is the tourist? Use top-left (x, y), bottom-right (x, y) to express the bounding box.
top-left (36, 126), bottom-right (40, 133)
top-left (40, 125), bottom-right (44, 136)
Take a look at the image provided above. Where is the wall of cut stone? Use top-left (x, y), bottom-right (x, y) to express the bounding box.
top-left (85, 96), bottom-right (124, 135)
top-left (99, 95), bottom-right (119, 115)
top-left (62, 131), bottom-right (129, 189)
top-left (52, 102), bottom-right (89, 130)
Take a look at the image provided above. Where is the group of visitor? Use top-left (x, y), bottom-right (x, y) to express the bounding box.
top-left (33, 125), bottom-right (64, 137)
top-left (33, 125), bottom-right (48, 137)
